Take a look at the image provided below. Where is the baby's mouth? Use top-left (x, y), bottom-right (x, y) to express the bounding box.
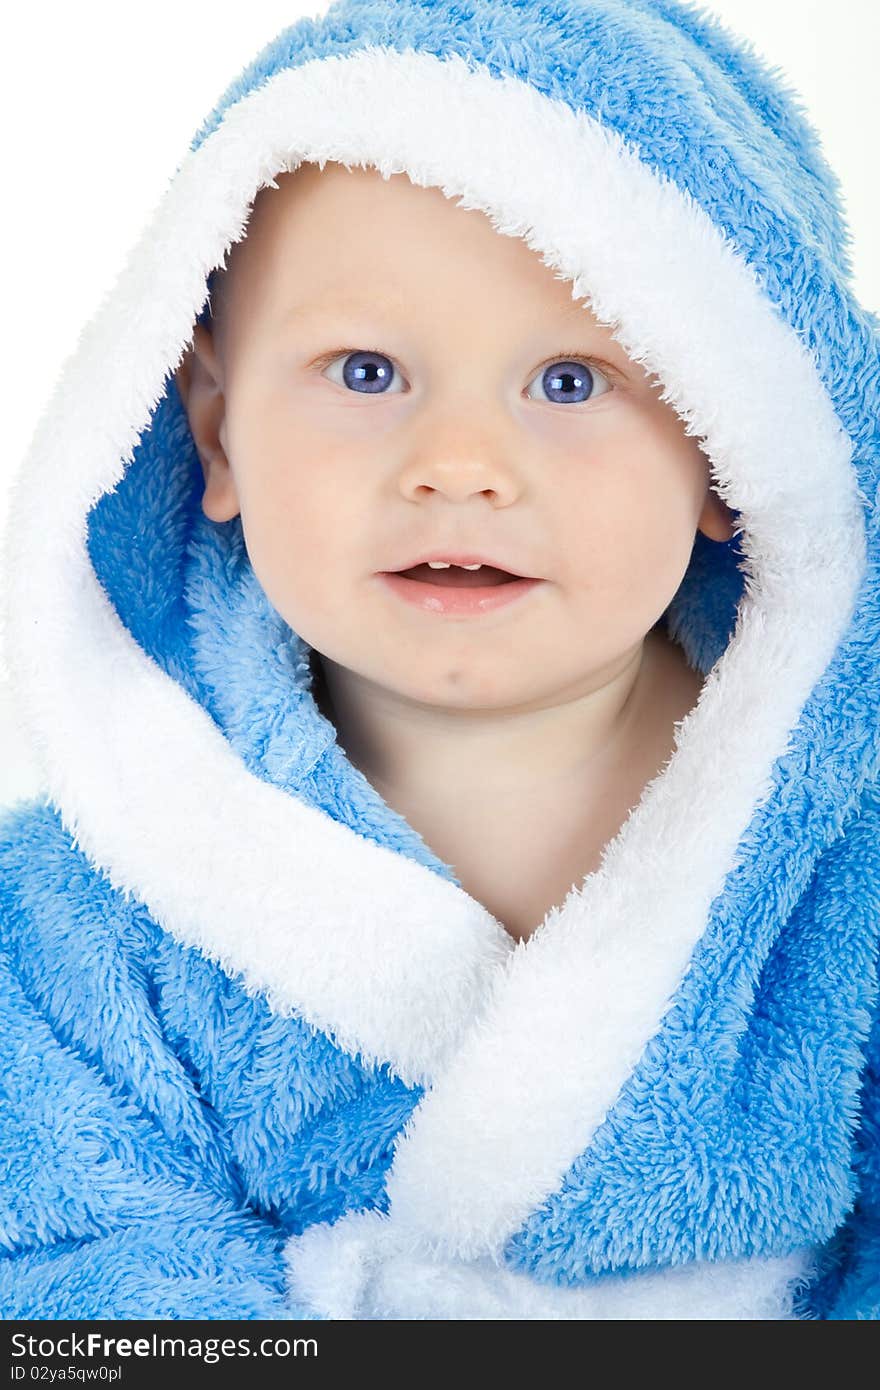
top-left (393, 563), bottom-right (519, 587)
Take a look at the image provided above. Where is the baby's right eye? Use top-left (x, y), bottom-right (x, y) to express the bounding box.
top-left (321, 349), bottom-right (405, 395)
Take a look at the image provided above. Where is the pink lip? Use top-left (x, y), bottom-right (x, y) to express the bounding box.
top-left (377, 571), bottom-right (544, 615)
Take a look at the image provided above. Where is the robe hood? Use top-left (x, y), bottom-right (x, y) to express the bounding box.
top-left (3, 0), bottom-right (880, 1319)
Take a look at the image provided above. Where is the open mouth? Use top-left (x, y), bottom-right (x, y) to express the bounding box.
top-left (392, 563), bottom-right (521, 587)
top-left (378, 565), bottom-right (543, 617)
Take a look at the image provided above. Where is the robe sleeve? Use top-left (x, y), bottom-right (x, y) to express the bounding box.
top-left (0, 938), bottom-right (320, 1320)
top-left (819, 995), bottom-right (880, 1320)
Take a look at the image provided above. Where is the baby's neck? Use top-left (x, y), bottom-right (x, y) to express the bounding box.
top-left (317, 634), bottom-right (657, 798)
top-left (313, 626), bottom-right (702, 941)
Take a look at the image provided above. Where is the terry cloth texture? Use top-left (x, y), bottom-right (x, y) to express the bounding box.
top-left (2, 0), bottom-right (880, 1320)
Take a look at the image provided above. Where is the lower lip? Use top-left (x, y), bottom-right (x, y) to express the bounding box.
top-left (377, 572), bottom-right (544, 615)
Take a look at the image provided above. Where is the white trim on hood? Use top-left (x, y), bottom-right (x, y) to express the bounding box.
top-left (0, 47), bottom-right (865, 1264)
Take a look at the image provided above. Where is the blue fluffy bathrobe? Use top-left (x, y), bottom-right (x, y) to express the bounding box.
top-left (2, 0), bottom-right (879, 1320)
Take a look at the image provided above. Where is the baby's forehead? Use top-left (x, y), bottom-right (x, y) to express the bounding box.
top-left (219, 160), bottom-right (565, 288)
top-left (210, 159), bottom-right (620, 355)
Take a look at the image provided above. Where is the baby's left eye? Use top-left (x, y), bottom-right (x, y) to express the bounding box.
top-left (525, 359), bottom-right (611, 406)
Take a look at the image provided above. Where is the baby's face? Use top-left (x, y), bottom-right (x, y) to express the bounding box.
top-left (178, 162), bottom-right (733, 713)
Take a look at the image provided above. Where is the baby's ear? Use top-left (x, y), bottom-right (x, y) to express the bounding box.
top-left (174, 325), bottom-right (240, 523)
top-left (698, 484), bottom-right (738, 543)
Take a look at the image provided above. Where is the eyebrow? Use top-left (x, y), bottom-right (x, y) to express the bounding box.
top-left (274, 300), bottom-right (630, 377)
top-left (278, 299), bottom-right (412, 328)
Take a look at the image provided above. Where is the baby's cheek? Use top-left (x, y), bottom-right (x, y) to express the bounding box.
top-left (554, 488), bottom-right (640, 590)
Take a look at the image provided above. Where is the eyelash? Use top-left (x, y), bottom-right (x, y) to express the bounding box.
top-left (310, 347), bottom-right (621, 393)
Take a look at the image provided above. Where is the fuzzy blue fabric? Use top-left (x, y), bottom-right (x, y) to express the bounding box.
top-left (2, 0), bottom-right (879, 1319)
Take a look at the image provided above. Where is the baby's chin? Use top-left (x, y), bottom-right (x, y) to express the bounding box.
top-left (368, 667), bottom-right (582, 717)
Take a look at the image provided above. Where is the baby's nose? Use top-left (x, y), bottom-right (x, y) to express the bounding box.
top-left (395, 439), bottom-right (523, 506)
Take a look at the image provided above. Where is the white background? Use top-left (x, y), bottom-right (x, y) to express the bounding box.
top-left (2, 0), bottom-right (878, 808)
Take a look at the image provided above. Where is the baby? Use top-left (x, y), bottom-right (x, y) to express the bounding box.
top-left (175, 159), bottom-right (735, 941)
top-left (3, 0), bottom-right (876, 1325)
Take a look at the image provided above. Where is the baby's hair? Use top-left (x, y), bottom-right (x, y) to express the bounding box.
top-left (196, 267), bottom-right (223, 334)
top-left (201, 263), bottom-right (231, 343)
top-left (197, 163), bottom-right (321, 342)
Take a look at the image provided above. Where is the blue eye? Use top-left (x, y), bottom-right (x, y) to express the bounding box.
top-left (526, 359), bottom-right (611, 406)
top-left (323, 349), bottom-right (401, 395)
top-left (320, 349), bottom-right (612, 404)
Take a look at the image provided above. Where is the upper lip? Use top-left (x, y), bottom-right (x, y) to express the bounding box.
top-left (384, 551), bottom-right (537, 578)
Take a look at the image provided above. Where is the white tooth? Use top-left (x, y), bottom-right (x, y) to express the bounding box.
top-left (460, 563), bottom-right (482, 570)
top-left (427, 561), bottom-right (452, 569)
